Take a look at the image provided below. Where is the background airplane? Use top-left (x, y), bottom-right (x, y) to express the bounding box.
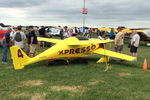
top-left (99, 27), bottom-right (150, 42)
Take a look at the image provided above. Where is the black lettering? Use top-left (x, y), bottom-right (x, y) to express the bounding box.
top-left (70, 49), bottom-right (75, 54)
top-left (81, 47), bottom-right (86, 53)
top-left (75, 48), bottom-right (80, 54)
top-left (65, 50), bottom-right (70, 54)
top-left (59, 50), bottom-right (64, 55)
top-left (87, 46), bottom-right (91, 51)
top-left (91, 44), bottom-right (96, 50)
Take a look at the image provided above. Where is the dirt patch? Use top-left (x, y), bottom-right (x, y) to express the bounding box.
top-left (51, 86), bottom-right (86, 92)
top-left (12, 92), bottom-right (30, 98)
top-left (88, 80), bottom-right (99, 85)
top-left (22, 80), bottom-right (43, 87)
top-left (31, 93), bottom-right (46, 100)
top-left (119, 73), bottom-right (131, 77)
top-left (12, 92), bottom-right (46, 100)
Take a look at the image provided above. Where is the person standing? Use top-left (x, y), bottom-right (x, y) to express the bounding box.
top-left (128, 32), bottom-right (134, 48)
top-left (13, 26), bottom-right (26, 50)
top-left (2, 27), bottom-right (12, 64)
top-left (114, 27), bottom-right (124, 54)
top-left (10, 27), bottom-right (18, 44)
top-left (84, 28), bottom-right (88, 37)
top-left (59, 28), bottom-right (64, 40)
top-left (78, 28), bottom-right (81, 35)
top-left (28, 26), bottom-right (38, 57)
top-left (130, 30), bottom-right (140, 60)
top-left (70, 29), bottom-right (73, 37)
top-left (46, 27), bottom-right (50, 33)
top-left (39, 26), bottom-right (46, 48)
top-left (63, 26), bottom-right (70, 39)
top-left (73, 27), bottom-right (78, 36)
top-left (88, 28), bottom-right (92, 38)
top-left (39, 26), bottom-right (46, 37)
top-left (97, 28), bottom-right (100, 36)
top-left (25, 27), bottom-right (30, 55)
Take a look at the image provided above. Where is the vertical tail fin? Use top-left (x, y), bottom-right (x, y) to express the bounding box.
top-left (10, 46), bottom-right (30, 70)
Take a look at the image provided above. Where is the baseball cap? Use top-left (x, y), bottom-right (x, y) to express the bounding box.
top-left (117, 26), bottom-right (122, 30)
top-left (64, 26), bottom-right (68, 28)
top-left (29, 25), bottom-right (34, 29)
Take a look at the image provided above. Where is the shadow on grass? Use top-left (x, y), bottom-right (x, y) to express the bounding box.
top-left (25, 56), bottom-right (139, 70)
top-left (86, 57), bottom-right (139, 69)
top-left (45, 59), bottom-right (89, 67)
top-left (25, 59), bottom-right (89, 69)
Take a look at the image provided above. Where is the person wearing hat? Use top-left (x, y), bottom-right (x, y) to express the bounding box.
top-left (114, 27), bottom-right (124, 54)
top-left (27, 26), bottom-right (38, 57)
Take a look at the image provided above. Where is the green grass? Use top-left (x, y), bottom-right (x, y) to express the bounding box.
top-left (0, 37), bottom-right (150, 100)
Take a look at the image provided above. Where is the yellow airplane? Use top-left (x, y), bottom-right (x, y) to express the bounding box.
top-left (10, 36), bottom-right (136, 70)
top-left (99, 27), bottom-right (132, 34)
top-left (99, 27), bottom-right (150, 34)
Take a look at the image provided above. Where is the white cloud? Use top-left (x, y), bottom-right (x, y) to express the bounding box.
top-left (0, 0), bottom-right (150, 28)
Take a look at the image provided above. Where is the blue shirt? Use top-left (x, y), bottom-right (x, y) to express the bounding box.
top-left (4, 32), bottom-right (10, 43)
top-left (28, 30), bottom-right (37, 44)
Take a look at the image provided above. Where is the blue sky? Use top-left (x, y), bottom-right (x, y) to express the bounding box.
top-left (0, 0), bottom-right (150, 28)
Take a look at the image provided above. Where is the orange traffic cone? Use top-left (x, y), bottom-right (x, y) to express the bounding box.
top-left (143, 59), bottom-right (148, 71)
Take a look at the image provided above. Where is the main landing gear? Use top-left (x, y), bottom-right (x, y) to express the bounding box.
top-left (45, 59), bottom-right (88, 67)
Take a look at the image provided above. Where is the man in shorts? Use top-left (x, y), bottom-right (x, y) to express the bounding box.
top-left (115, 27), bottom-right (124, 54)
top-left (28, 26), bottom-right (38, 57)
top-left (130, 30), bottom-right (140, 61)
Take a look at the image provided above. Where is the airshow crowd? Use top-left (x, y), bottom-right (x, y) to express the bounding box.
top-left (1, 26), bottom-right (140, 64)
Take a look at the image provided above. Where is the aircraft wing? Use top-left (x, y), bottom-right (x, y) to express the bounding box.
top-left (93, 48), bottom-right (136, 61)
top-left (99, 28), bottom-right (111, 32)
top-left (37, 37), bottom-right (62, 44)
top-left (68, 39), bottom-right (114, 46)
top-left (122, 28), bottom-right (132, 34)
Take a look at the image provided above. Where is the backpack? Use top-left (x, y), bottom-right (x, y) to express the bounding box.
top-left (15, 32), bottom-right (22, 42)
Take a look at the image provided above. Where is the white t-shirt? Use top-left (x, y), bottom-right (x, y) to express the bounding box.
top-left (13, 32), bottom-right (26, 49)
top-left (10, 30), bottom-right (15, 39)
top-left (73, 29), bottom-right (76, 34)
top-left (131, 34), bottom-right (140, 47)
top-left (129, 34), bottom-right (134, 43)
top-left (63, 30), bottom-right (70, 38)
top-left (98, 36), bottom-right (104, 40)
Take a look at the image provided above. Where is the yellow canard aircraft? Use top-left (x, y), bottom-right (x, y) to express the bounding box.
top-left (10, 36), bottom-right (136, 70)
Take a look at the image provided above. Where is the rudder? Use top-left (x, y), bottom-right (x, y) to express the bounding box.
top-left (10, 46), bottom-right (30, 70)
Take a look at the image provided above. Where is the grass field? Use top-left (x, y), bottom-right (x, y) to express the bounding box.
top-left (0, 37), bottom-right (150, 100)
